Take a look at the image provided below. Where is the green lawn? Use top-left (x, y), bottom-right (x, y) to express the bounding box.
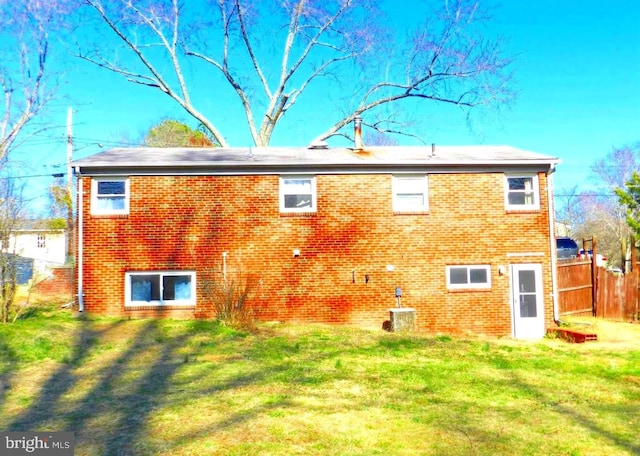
top-left (0, 304), bottom-right (639, 455)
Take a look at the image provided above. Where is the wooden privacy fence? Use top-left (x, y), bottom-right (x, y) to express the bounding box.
top-left (595, 268), bottom-right (638, 321)
top-left (557, 258), bottom-right (594, 317)
top-left (557, 251), bottom-right (639, 322)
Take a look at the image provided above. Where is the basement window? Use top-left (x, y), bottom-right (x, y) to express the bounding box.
top-left (446, 265), bottom-right (491, 289)
top-left (125, 271), bottom-right (195, 306)
top-left (91, 177), bottom-right (130, 215)
top-left (280, 176), bottom-right (316, 213)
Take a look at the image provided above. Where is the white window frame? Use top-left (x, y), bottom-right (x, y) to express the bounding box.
top-left (504, 174), bottom-right (540, 210)
top-left (279, 176), bottom-right (317, 213)
top-left (91, 177), bottom-right (130, 215)
top-left (446, 265), bottom-right (491, 289)
top-left (392, 175), bottom-right (429, 212)
top-left (125, 271), bottom-right (196, 306)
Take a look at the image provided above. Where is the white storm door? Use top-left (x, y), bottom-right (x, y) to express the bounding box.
top-left (511, 264), bottom-right (545, 339)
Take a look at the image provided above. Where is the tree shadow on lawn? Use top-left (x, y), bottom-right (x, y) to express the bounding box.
top-left (6, 317), bottom-right (125, 432)
top-left (6, 318), bottom-right (183, 454)
top-left (0, 337), bottom-right (18, 411)
top-left (10, 320), bottom-right (636, 455)
top-left (506, 369), bottom-right (640, 455)
top-left (4, 318), bottom-right (302, 455)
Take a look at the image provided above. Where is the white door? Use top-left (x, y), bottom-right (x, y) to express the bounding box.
top-left (511, 264), bottom-right (545, 339)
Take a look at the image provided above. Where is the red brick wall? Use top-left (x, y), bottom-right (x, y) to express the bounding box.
top-left (35, 265), bottom-right (74, 298)
top-left (77, 171), bottom-right (554, 336)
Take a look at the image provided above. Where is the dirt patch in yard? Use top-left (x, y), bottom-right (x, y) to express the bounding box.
top-left (559, 316), bottom-right (640, 349)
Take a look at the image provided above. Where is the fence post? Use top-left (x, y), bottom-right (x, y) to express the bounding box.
top-left (633, 236), bottom-right (639, 321)
top-left (591, 237), bottom-right (597, 316)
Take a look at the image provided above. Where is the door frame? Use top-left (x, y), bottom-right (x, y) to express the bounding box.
top-left (510, 263), bottom-right (545, 339)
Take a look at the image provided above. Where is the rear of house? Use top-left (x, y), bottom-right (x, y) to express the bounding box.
top-left (72, 144), bottom-right (559, 338)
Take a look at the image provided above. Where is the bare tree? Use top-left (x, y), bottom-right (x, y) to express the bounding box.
top-left (572, 191), bottom-right (628, 269)
top-left (0, 1), bottom-right (72, 164)
top-left (591, 144), bottom-right (640, 268)
top-left (0, 177), bottom-right (26, 323)
top-left (592, 143), bottom-right (640, 189)
top-left (77, 0), bottom-right (512, 147)
top-left (555, 185), bottom-right (585, 236)
top-left (566, 143), bottom-right (640, 269)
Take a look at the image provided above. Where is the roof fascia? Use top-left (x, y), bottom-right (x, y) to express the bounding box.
top-left (74, 161), bottom-right (557, 177)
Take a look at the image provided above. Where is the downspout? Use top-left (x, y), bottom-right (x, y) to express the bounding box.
top-left (547, 165), bottom-right (558, 323)
top-left (75, 167), bottom-right (84, 312)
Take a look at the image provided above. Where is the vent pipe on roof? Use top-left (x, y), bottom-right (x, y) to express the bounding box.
top-left (354, 115), bottom-right (363, 151)
top-left (308, 140), bottom-right (328, 150)
top-left (431, 143), bottom-right (436, 157)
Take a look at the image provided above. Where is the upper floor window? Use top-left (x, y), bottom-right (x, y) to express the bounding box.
top-left (37, 234), bottom-right (46, 248)
top-left (504, 174), bottom-right (539, 210)
top-left (280, 176), bottom-right (316, 213)
top-left (446, 265), bottom-right (491, 289)
top-left (393, 175), bottom-right (429, 212)
top-left (91, 178), bottom-right (129, 215)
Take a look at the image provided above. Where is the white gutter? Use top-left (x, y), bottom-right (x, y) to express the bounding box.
top-left (75, 168), bottom-right (84, 312)
top-left (547, 166), bottom-right (559, 323)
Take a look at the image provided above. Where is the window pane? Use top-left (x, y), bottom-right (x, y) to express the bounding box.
top-left (509, 191), bottom-right (536, 206)
top-left (449, 268), bottom-right (468, 284)
top-left (508, 177), bottom-right (531, 191)
top-left (284, 194), bottom-right (312, 208)
top-left (395, 178), bottom-right (423, 192)
top-left (518, 270), bottom-right (536, 293)
top-left (469, 268), bottom-right (488, 284)
top-left (131, 275), bottom-right (160, 302)
top-left (508, 193), bottom-right (524, 205)
top-left (520, 295), bottom-right (537, 318)
top-left (163, 275), bottom-right (192, 300)
top-left (524, 191), bottom-right (534, 205)
top-left (97, 196), bottom-right (125, 211)
top-left (98, 181), bottom-right (125, 195)
top-left (284, 179), bottom-right (311, 192)
top-left (396, 194), bottom-right (425, 209)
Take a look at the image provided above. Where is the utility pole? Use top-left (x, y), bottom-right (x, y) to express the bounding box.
top-left (66, 107), bottom-right (74, 263)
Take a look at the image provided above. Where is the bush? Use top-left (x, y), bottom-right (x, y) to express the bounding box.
top-left (202, 271), bottom-right (259, 330)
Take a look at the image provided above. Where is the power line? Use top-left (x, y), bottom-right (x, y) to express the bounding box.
top-left (556, 194), bottom-right (618, 198)
top-left (0, 173), bottom-right (63, 180)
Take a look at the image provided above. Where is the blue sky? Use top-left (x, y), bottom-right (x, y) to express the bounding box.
top-left (13, 0), bottom-right (640, 213)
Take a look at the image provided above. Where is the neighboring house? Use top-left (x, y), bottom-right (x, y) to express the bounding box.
top-left (555, 221), bottom-right (571, 237)
top-left (3, 220), bottom-right (67, 283)
top-left (71, 133), bottom-right (560, 338)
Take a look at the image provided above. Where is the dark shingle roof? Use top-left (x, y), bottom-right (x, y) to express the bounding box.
top-left (72, 145), bottom-right (558, 174)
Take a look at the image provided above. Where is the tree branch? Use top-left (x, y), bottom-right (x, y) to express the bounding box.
top-left (83, 0), bottom-right (229, 147)
top-left (235, 0), bottom-right (271, 99)
top-left (79, 0), bottom-right (512, 147)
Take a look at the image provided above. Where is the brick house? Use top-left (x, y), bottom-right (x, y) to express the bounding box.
top-left (72, 140), bottom-right (559, 338)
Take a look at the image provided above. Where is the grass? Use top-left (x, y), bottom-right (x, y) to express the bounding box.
top-left (0, 304), bottom-right (639, 455)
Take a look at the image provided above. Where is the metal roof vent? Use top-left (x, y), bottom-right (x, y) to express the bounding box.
top-left (308, 140), bottom-right (329, 150)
